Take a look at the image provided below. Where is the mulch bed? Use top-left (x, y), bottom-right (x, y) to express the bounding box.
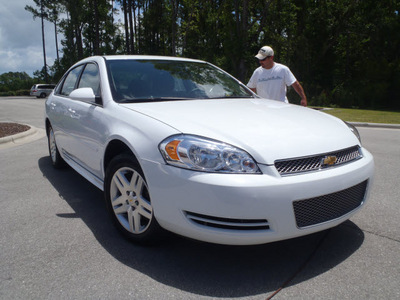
top-left (0, 123), bottom-right (31, 138)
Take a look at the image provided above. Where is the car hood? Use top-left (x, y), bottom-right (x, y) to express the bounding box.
top-left (120, 99), bottom-right (359, 164)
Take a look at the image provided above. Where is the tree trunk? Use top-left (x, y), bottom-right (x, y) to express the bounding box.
top-left (93, 0), bottom-right (100, 55)
top-left (40, 0), bottom-right (48, 82)
top-left (123, 0), bottom-right (130, 53)
top-left (54, 20), bottom-right (59, 61)
top-left (170, 0), bottom-right (177, 56)
top-left (128, 0), bottom-right (135, 54)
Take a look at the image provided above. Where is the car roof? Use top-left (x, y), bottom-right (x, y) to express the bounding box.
top-left (86, 55), bottom-right (206, 64)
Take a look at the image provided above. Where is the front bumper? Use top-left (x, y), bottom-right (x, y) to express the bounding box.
top-left (142, 148), bottom-right (374, 245)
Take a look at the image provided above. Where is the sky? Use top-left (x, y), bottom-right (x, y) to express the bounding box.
top-left (0, 0), bottom-right (62, 77)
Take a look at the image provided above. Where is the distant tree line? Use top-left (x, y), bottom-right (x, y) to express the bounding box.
top-left (14, 0), bottom-right (400, 109)
top-left (0, 72), bottom-right (35, 95)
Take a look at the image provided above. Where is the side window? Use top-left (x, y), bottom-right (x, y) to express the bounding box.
top-left (60, 65), bottom-right (84, 96)
top-left (78, 63), bottom-right (100, 97)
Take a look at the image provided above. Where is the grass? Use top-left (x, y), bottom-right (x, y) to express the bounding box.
top-left (315, 108), bottom-right (400, 124)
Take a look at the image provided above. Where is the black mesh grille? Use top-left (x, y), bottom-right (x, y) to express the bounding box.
top-left (275, 146), bottom-right (362, 176)
top-left (293, 180), bottom-right (368, 228)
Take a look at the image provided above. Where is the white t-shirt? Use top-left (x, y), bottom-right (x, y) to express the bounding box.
top-left (247, 63), bottom-right (297, 103)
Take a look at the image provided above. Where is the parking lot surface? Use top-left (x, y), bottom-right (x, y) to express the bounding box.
top-left (1, 97), bottom-right (399, 299)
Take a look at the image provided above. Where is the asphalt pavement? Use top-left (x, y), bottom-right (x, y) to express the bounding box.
top-left (1, 97), bottom-right (399, 299)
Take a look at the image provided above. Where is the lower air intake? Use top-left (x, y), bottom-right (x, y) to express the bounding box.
top-left (185, 211), bottom-right (270, 231)
top-left (293, 180), bottom-right (368, 228)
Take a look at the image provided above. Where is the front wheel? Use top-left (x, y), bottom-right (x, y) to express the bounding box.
top-left (104, 154), bottom-right (161, 244)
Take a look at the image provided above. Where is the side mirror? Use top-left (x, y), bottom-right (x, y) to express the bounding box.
top-left (69, 88), bottom-right (102, 105)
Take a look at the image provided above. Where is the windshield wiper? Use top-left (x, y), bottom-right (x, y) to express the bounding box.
top-left (208, 95), bottom-right (255, 99)
top-left (119, 97), bottom-right (191, 103)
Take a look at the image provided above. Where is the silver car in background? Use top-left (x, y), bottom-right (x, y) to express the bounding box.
top-left (30, 84), bottom-right (55, 98)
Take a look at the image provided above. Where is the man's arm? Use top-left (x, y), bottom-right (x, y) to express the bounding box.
top-left (291, 81), bottom-right (307, 107)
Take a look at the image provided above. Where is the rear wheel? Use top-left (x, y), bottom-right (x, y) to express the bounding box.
top-left (104, 154), bottom-right (161, 244)
top-left (48, 125), bottom-right (65, 168)
top-left (40, 92), bottom-right (46, 98)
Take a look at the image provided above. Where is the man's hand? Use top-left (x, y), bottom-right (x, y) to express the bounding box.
top-left (292, 81), bottom-right (307, 107)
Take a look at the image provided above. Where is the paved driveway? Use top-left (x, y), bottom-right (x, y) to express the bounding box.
top-left (1, 97), bottom-right (399, 299)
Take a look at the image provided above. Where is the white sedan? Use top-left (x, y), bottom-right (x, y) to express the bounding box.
top-left (45, 55), bottom-right (374, 245)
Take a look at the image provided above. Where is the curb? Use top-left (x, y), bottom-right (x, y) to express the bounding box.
top-left (0, 126), bottom-right (36, 144)
top-left (0, 121), bottom-right (399, 149)
top-left (350, 122), bottom-right (400, 129)
top-left (0, 125), bottom-right (46, 149)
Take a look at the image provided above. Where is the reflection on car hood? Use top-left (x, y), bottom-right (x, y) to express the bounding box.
top-left (120, 98), bottom-right (359, 164)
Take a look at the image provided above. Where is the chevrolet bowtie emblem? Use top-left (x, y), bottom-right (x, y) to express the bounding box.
top-left (321, 156), bottom-right (337, 166)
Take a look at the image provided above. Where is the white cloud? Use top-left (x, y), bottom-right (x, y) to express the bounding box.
top-left (0, 0), bottom-right (60, 77)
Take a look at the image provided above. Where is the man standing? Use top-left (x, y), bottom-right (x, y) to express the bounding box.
top-left (247, 46), bottom-right (307, 107)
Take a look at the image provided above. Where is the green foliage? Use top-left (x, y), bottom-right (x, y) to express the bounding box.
top-left (296, 0), bottom-right (400, 110)
top-left (19, 0), bottom-right (400, 110)
top-left (0, 72), bottom-right (35, 92)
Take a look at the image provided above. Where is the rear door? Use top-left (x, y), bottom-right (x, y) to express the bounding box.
top-left (47, 65), bottom-right (85, 157)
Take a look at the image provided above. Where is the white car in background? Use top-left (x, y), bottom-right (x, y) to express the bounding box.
top-left (45, 55), bottom-right (374, 245)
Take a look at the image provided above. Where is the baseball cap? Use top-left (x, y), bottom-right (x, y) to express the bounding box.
top-left (255, 46), bottom-right (274, 60)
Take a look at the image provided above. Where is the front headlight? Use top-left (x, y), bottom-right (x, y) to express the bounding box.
top-left (159, 135), bottom-right (261, 173)
top-left (345, 121), bottom-right (362, 144)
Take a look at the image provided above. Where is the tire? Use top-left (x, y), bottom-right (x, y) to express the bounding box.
top-left (40, 93), bottom-right (46, 98)
top-left (48, 125), bottom-right (65, 168)
top-left (104, 154), bottom-right (161, 244)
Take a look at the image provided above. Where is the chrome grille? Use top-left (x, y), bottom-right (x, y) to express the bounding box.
top-left (275, 146), bottom-right (362, 176)
top-left (293, 180), bottom-right (368, 228)
top-left (185, 211), bottom-right (270, 231)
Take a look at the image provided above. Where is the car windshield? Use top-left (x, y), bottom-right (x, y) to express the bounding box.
top-left (106, 59), bottom-right (254, 103)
